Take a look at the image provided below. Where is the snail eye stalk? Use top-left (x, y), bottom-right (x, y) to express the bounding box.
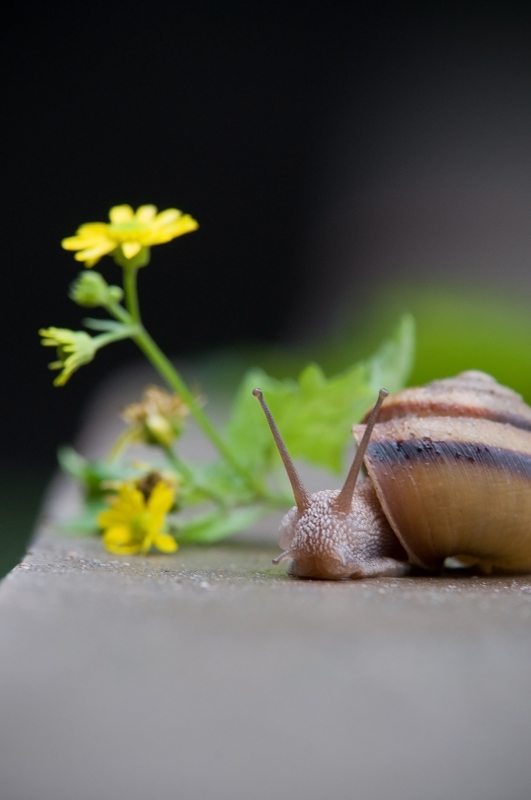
top-left (333, 388), bottom-right (389, 514)
top-left (252, 388), bottom-right (311, 512)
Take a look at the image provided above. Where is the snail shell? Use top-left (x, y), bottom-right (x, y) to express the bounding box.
top-left (355, 371), bottom-right (531, 574)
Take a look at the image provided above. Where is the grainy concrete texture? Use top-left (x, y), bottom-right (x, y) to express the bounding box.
top-left (1, 368), bottom-right (531, 800)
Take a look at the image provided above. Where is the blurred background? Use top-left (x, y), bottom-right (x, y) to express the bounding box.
top-left (2, 0), bottom-right (531, 576)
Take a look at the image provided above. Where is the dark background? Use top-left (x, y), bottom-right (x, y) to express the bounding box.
top-left (2, 0), bottom-right (531, 571)
top-left (2, 0), bottom-right (362, 468)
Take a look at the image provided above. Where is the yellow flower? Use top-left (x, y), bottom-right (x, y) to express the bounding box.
top-left (62, 204), bottom-right (199, 267)
top-left (98, 480), bottom-right (177, 555)
top-left (39, 327), bottom-right (97, 386)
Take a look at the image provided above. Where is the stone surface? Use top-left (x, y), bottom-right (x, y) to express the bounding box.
top-left (2, 527), bottom-right (531, 800)
top-left (2, 368), bottom-right (531, 800)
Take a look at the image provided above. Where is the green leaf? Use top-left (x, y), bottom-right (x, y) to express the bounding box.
top-left (366, 313), bottom-right (415, 395)
top-left (224, 367), bottom-right (293, 474)
top-left (224, 315), bottom-right (415, 476)
top-left (57, 446), bottom-right (140, 496)
top-left (193, 459), bottom-right (257, 503)
top-left (176, 505), bottom-right (268, 544)
top-left (57, 445), bottom-right (88, 481)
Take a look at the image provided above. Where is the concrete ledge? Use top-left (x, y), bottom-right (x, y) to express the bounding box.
top-left (2, 525), bottom-right (531, 800)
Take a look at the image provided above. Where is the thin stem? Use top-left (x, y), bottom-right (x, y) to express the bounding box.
top-left (93, 326), bottom-right (139, 350)
top-left (123, 266), bottom-right (141, 324)
top-left (133, 328), bottom-right (262, 494)
top-left (117, 262), bottom-right (262, 495)
top-left (105, 300), bottom-right (132, 325)
top-left (108, 427), bottom-right (140, 461)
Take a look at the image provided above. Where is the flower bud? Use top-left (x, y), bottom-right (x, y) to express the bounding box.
top-left (69, 271), bottom-right (123, 308)
top-left (144, 413), bottom-right (175, 447)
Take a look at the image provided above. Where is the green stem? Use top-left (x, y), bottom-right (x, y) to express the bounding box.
top-left (108, 427), bottom-right (141, 461)
top-left (123, 266), bottom-right (141, 324)
top-left (133, 328), bottom-right (262, 493)
top-left (105, 301), bottom-right (132, 325)
top-left (94, 327), bottom-right (139, 349)
top-left (118, 262), bottom-right (263, 496)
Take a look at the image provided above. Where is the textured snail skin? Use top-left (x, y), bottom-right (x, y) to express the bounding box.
top-left (284, 371), bottom-right (531, 579)
top-left (279, 481), bottom-right (409, 579)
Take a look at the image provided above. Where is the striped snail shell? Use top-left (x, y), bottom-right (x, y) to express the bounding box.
top-left (356, 370), bottom-right (531, 576)
top-left (253, 371), bottom-right (531, 580)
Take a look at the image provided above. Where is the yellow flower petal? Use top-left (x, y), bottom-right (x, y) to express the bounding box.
top-left (104, 538), bottom-right (142, 556)
top-left (98, 507), bottom-right (124, 529)
top-left (154, 532), bottom-right (178, 553)
top-left (104, 524), bottom-right (133, 546)
top-left (117, 485), bottom-right (146, 511)
top-left (151, 208), bottom-right (182, 228)
top-left (121, 241), bottom-right (143, 259)
top-left (74, 241), bottom-right (116, 266)
top-left (135, 205), bottom-right (157, 222)
top-left (147, 481), bottom-right (175, 516)
top-left (109, 205), bottom-right (134, 223)
top-left (77, 222), bottom-right (111, 237)
top-left (62, 224), bottom-right (109, 249)
top-left (98, 485), bottom-right (145, 529)
top-left (146, 216), bottom-right (199, 245)
top-left (61, 236), bottom-right (86, 251)
top-left (103, 523), bottom-right (144, 555)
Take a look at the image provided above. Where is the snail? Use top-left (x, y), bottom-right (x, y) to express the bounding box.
top-left (252, 371), bottom-right (531, 579)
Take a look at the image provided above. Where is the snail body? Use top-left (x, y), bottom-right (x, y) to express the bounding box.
top-left (253, 371), bottom-right (531, 579)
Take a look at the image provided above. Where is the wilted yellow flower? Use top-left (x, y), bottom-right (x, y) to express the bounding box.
top-left (123, 385), bottom-right (190, 447)
top-left (98, 479), bottom-right (177, 555)
top-left (62, 204), bottom-right (199, 267)
top-left (39, 327), bottom-right (96, 386)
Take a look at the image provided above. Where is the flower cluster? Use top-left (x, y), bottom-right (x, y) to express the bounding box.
top-left (40, 202), bottom-right (199, 388)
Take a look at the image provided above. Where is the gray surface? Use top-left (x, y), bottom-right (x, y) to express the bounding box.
top-left (2, 373), bottom-right (531, 800)
top-left (2, 531), bottom-right (531, 800)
